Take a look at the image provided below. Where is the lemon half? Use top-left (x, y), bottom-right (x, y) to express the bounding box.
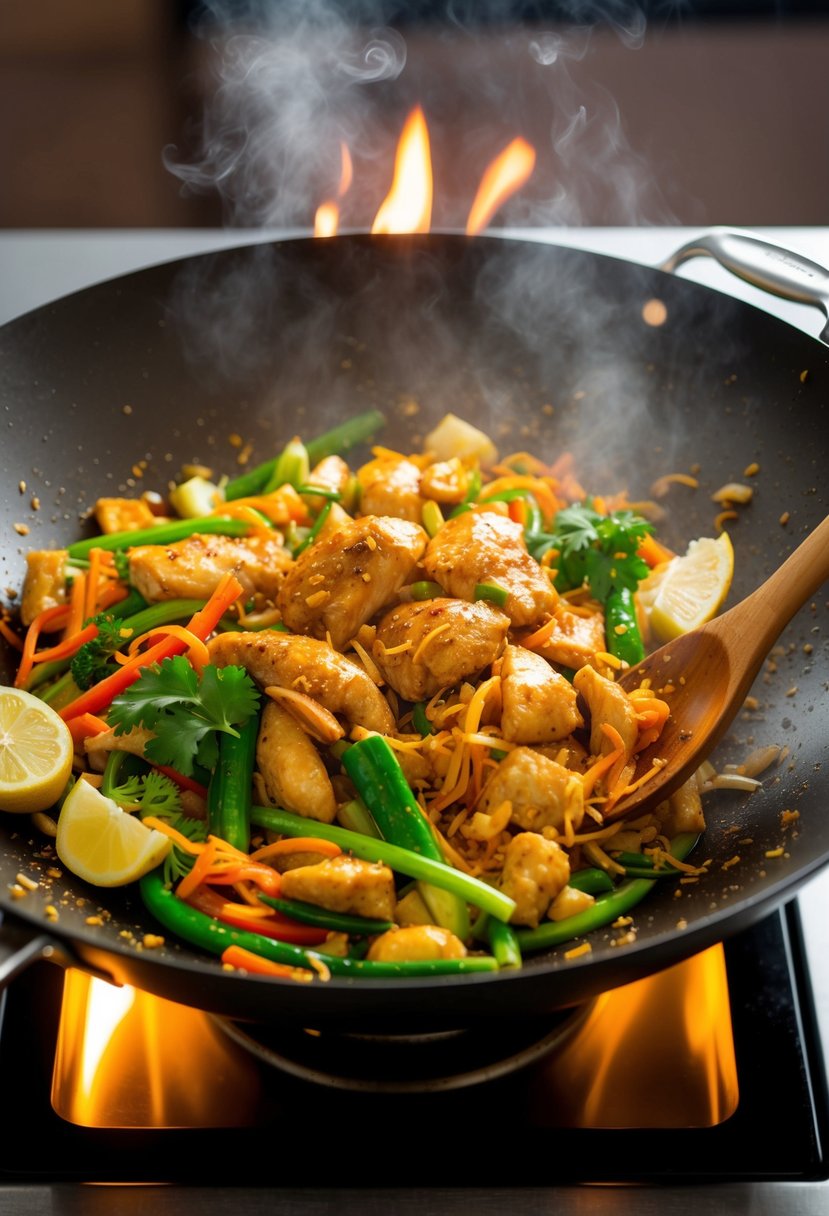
top-left (0, 687), bottom-right (74, 814)
top-left (56, 778), bottom-right (171, 887)
top-left (648, 533), bottom-right (734, 642)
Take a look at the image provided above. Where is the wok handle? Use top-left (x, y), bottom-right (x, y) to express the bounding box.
top-left (660, 228), bottom-right (829, 344)
top-left (0, 911), bottom-right (114, 991)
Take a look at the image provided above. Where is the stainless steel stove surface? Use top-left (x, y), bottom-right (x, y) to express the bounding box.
top-left (0, 228), bottom-right (828, 1215)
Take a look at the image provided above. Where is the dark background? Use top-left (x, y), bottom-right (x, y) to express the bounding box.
top-left (2, 0), bottom-right (827, 230)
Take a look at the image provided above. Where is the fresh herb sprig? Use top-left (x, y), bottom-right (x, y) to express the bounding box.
top-left (530, 500), bottom-right (654, 599)
top-left (108, 769), bottom-right (182, 817)
top-left (108, 656), bottom-right (260, 776)
top-left (70, 613), bottom-right (133, 690)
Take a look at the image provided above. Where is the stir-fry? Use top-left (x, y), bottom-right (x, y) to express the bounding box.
top-left (0, 409), bottom-right (738, 980)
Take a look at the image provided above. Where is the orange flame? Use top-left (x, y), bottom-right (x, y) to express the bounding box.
top-left (465, 137), bottom-right (536, 236)
top-left (371, 106), bottom-right (433, 235)
top-left (314, 142), bottom-right (354, 238)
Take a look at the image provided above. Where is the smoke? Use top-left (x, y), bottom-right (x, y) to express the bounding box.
top-left (165, 0), bottom-right (673, 231)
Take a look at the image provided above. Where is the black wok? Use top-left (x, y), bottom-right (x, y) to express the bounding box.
top-left (1, 231), bottom-right (827, 1028)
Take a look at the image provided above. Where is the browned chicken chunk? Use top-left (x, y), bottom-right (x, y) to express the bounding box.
top-left (422, 510), bottom-right (557, 628)
top-left (534, 603), bottom-right (606, 670)
top-left (94, 497), bottom-right (159, 534)
top-left (499, 832), bottom-right (571, 928)
top-left (20, 550), bottom-right (66, 626)
top-left (207, 631), bottom-right (395, 735)
top-left (372, 597), bottom-right (509, 701)
top-left (256, 701), bottom-right (336, 823)
top-left (572, 664), bottom-right (639, 761)
top-left (367, 924), bottom-right (467, 962)
top-left (478, 746), bottom-right (584, 833)
top-left (128, 533), bottom-right (292, 603)
top-left (277, 514), bottom-right (427, 651)
top-left (500, 644), bottom-right (583, 744)
top-left (356, 452), bottom-right (424, 522)
top-left (279, 854), bottom-right (396, 921)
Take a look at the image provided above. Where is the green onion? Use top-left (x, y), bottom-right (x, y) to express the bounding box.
top-left (567, 867), bottom-right (615, 896)
top-left (259, 894), bottom-right (394, 937)
top-left (263, 437), bottom-right (310, 493)
top-left (485, 917), bottom-right (523, 969)
top-left (412, 701), bottom-right (434, 737)
top-left (421, 501), bottom-right (445, 538)
top-left (336, 798), bottom-right (379, 837)
top-left (250, 805), bottom-right (516, 923)
top-left (293, 500), bottom-right (332, 557)
top-left (473, 581), bottom-right (510, 608)
top-left (67, 517), bottom-right (251, 560)
top-left (409, 580), bottom-right (444, 600)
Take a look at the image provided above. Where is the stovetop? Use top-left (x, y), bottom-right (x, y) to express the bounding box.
top-left (1, 226), bottom-right (828, 1215)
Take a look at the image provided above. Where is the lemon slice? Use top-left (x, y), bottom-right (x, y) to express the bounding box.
top-left (648, 533), bottom-right (734, 642)
top-left (56, 779), bottom-right (171, 887)
top-left (0, 687), bottom-right (74, 814)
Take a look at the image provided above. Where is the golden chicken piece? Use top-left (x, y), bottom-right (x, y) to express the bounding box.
top-left (255, 701), bottom-right (336, 823)
top-left (20, 550), bottom-right (66, 626)
top-left (207, 631), bottom-right (395, 735)
top-left (422, 511), bottom-right (557, 628)
top-left (658, 775), bottom-right (706, 837)
top-left (478, 746), bottom-right (584, 834)
top-left (128, 533), bottom-right (292, 604)
top-left (499, 832), bottom-right (571, 928)
top-left (500, 644), bottom-right (583, 744)
top-left (367, 924), bottom-right (468, 962)
top-left (533, 603), bottom-right (606, 670)
top-left (419, 458), bottom-right (469, 505)
top-left (279, 855), bottom-right (397, 921)
top-left (94, 497), bottom-right (159, 534)
top-left (277, 514), bottom-right (427, 651)
top-left (356, 452), bottom-right (424, 523)
top-left (572, 664), bottom-right (639, 760)
top-left (304, 455), bottom-right (351, 512)
top-left (372, 597), bottom-right (509, 701)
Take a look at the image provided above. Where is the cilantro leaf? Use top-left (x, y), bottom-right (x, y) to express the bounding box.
top-left (531, 500), bottom-right (654, 600)
top-left (110, 770), bottom-right (182, 817)
top-left (108, 657), bottom-right (260, 776)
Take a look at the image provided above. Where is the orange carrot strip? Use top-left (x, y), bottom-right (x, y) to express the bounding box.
top-left (250, 837), bottom-right (342, 863)
top-left (84, 549), bottom-right (102, 621)
top-left (520, 615), bottom-right (558, 651)
top-left (0, 619), bottom-right (23, 652)
top-left (175, 838), bottom-right (220, 901)
top-left (122, 625), bottom-right (211, 674)
top-left (63, 573), bottom-right (87, 643)
top-left (28, 584), bottom-right (131, 667)
top-left (65, 713), bottom-right (111, 746)
top-left (57, 573), bottom-right (244, 721)
top-left (14, 604), bottom-right (68, 687)
top-left (637, 533), bottom-right (676, 568)
top-left (221, 944), bottom-right (313, 980)
top-left (142, 815), bottom-right (206, 855)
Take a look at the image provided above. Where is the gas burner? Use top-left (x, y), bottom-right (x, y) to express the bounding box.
top-left (212, 1005), bottom-right (592, 1093)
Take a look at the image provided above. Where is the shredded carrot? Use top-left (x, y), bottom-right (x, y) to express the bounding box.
top-left (17, 582), bottom-right (130, 677)
top-left (521, 615), bottom-right (558, 652)
top-left (63, 573), bottom-right (87, 643)
top-left (14, 604), bottom-right (68, 687)
top-left (0, 618), bottom-right (23, 652)
top-left (637, 533), bottom-right (675, 567)
top-left (65, 713), bottom-right (110, 746)
top-left (221, 944), bottom-right (314, 981)
top-left (122, 624), bottom-right (211, 674)
top-left (250, 837), bottom-right (342, 862)
top-left (479, 475), bottom-right (561, 521)
top-left (412, 621), bottom-right (452, 665)
top-left (84, 549), bottom-right (102, 621)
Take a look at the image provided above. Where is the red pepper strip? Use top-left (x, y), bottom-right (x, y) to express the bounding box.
top-left (57, 573), bottom-right (244, 722)
top-left (154, 764), bottom-right (209, 799)
top-left (187, 886), bottom-right (328, 946)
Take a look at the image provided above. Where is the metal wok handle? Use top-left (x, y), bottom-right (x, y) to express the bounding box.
top-left (0, 911), bottom-right (115, 991)
top-left (660, 228), bottom-right (829, 344)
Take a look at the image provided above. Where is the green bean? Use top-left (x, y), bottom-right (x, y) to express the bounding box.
top-left (605, 586), bottom-right (645, 666)
top-left (485, 917), bottom-right (523, 969)
top-left (412, 701), bottom-right (434, 737)
top-left (250, 805), bottom-right (516, 923)
top-left (67, 517), bottom-right (250, 559)
top-left (39, 671), bottom-right (82, 709)
top-left (139, 871), bottom-right (498, 978)
top-left (514, 833), bottom-right (699, 953)
top-left (567, 867), bottom-right (615, 896)
top-left (293, 500), bottom-right (332, 557)
top-left (259, 894), bottom-right (394, 937)
top-left (342, 735), bottom-right (470, 940)
top-left (206, 713), bottom-right (259, 852)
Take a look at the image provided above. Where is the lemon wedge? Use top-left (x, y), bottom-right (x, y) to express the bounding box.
top-left (648, 533), bottom-right (734, 643)
top-left (0, 687), bottom-right (74, 814)
top-left (56, 778), bottom-right (171, 887)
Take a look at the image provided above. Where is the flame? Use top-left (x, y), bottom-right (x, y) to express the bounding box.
top-left (528, 945), bottom-right (739, 1128)
top-left (371, 106), bottom-right (433, 235)
top-left (52, 970), bottom-right (262, 1128)
top-left (314, 142), bottom-right (354, 238)
top-left (466, 137), bottom-right (536, 236)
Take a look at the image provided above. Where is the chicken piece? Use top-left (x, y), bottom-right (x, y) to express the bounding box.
top-left (573, 664), bottom-right (639, 760)
top-left (305, 455), bottom-right (351, 512)
top-left (84, 726), bottom-right (154, 764)
top-left (277, 514), bottom-right (427, 651)
top-left (535, 736), bottom-right (592, 775)
top-left (422, 510), bottom-right (557, 628)
top-left (207, 631), bottom-right (395, 735)
top-left (279, 854), bottom-right (396, 921)
top-left (367, 924), bottom-right (468, 962)
top-left (499, 832), bottom-right (571, 928)
top-left (478, 746), bottom-right (584, 833)
top-left (20, 550), bottom-right (66, 626)
top-left (500, 644), bottom-right (583, 744)
top-left (420, 458), bottom-right (469, 505)
top-left (657, 775), bottom-right (706, 837)
top-left (94, 497), bottom-right (159, 534)
top-left (372, 598), bottom-right (509, 701)
top-left (356, 452), bottom-right (424, 523)
top-left (256, 701), bottom-right (336, 823)
top-left (128, 533), bottom-right (293, 604)
top-left (535, 603), bottom-right (606, 670)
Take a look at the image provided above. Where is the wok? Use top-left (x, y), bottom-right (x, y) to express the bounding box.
top-left (0, 229), bottom-right (827, 1028)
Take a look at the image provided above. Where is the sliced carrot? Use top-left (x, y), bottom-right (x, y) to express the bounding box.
top-left (221, 944), bottom-right (314, 980)
top-left (250, 837), bottom-right (342, 863)
top-left (65, 713), bottom-right (110, 746)
top-left (637, 533), bottom-right (676, 568)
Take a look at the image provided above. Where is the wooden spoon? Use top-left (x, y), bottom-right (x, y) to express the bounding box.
top-left (606, 513), bottom-right (829, 821)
